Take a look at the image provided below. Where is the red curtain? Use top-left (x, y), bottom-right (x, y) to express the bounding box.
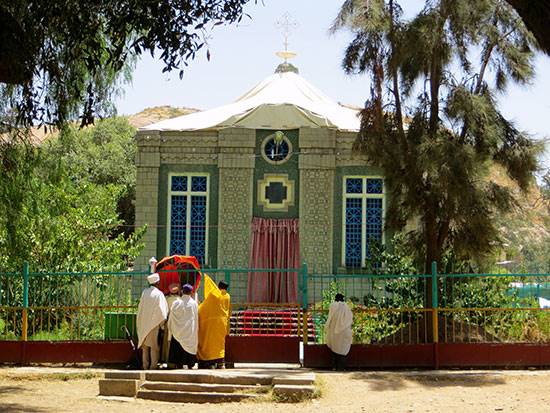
top-left (247, 217), bottom-right (299, 303)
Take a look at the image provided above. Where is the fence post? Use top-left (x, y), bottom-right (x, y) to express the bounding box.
top-left (431, 261), bottom-right (439, 369)
top-left (301, 263), bottom-right (309, 347)
top-left (21, 261), bottom-right (29, 341)
top-left (301, 262), bottom-right (308, 310)
top-left (224, 269), bottom-right (231, 286)
top-left (431, 261), bottom-right (438, 309)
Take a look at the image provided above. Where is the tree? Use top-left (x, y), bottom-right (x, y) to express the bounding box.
top-left (48, 117), bottom-right (138, 237)
top-left (506, 1), bottom-right (550, 55)
top-left (332, 0), bottom-right (542, 274)
top-left (0, 127), bottom-right (143, 272)
top-left (0, 0), bottom-right (252, 129)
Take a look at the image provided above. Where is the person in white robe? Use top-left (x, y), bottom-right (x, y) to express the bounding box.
top-left (137, 273), bottom-right (169, 370)
top-left (168, 283), bottom-right (199, 369)
top-left (325, 293), bottom-right (353, 370)
top-left (161, 283), bottom-right (182, 366)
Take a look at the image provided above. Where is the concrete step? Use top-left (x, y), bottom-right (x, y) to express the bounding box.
top-left (272, 372), bottom-right (315, 386)
top-left (136, 389), bottom-right (260, 403)
top-left (105, 371), bottom-right (143, 380)
top-left (273, 384), bottom-right (316, 401)
top-left (141, 380), bottom-right (269, 394)
top-left (99, 378), bottom-right (139, 397)
top-left (144, 370), bottom-right (273, 385)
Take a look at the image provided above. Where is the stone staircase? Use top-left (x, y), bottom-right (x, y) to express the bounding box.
top-left (99, 369), bottom-right (316, 403)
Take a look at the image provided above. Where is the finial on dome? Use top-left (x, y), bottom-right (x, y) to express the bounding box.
top-left (275, 12), bottom-right (299, 73)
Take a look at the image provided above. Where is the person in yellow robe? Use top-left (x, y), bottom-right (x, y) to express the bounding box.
top-left (197, 275), bottom-right (231, 369)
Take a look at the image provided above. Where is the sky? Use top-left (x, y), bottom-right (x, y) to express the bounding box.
top-left (115, 0), bottom-right (550, 169)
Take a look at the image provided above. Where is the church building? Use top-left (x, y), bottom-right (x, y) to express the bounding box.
top-left (134, 63), bottom-right (386, 301)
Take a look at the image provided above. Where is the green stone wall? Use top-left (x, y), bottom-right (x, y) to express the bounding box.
top-left (298, 127), bottom-right (337, 274)
top-left (216, 128), bottom-right (255, 268)
top-left (253, 129), bottom-right (300, 218)
top-left (134, 132), bottom-right (161, 272)
top-left (134, 126), bottom-right (397, 277)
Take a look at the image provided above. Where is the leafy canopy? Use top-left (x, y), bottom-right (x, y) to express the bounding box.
top-left (0, 0), bottom-right (253, 129)
top-left (48, 117), bottom-right (138, 236)
top-left (0, 119), bottom-right (143, 272)
top-left (333, 0), bottom-right (543, 271)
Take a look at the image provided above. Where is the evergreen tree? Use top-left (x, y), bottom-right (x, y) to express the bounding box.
top-left (506, 1), bottom-right (550, 55)
top-left (332, 0), bottom-right (543, 274)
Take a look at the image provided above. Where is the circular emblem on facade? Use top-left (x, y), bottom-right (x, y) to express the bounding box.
top-left (261, 131), bottom-right (292, 164)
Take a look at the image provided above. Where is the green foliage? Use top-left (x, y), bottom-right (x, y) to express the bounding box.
top-left (0, 0), bottom-right (252, 128)
top-left (333, 0), bottom-right (542, 274)
top-left (30, 321), bottom-right (72, 341)
top-left (366, 233), bottom-right (419, 275)
top-left (0, 121), bottom-right (144, 272)
top-left (47, 117), bottom-right (138, 236)
top-left (0, 317), bottom-right (17, 340)
top-left (315, 236), bottom-right (425, 344)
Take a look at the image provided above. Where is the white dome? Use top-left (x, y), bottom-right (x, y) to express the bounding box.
top-left (141, 72), bottom-right (360, 132)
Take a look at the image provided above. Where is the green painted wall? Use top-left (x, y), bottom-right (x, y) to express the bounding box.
top-left (252, 129), bottom-right (300, 219)
top-left (157, 164), bottom-right (219, 267)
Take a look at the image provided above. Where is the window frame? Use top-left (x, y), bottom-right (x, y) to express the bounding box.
top-left (166, 172), bottom-right (210, 264)
top-left (341, 175), bottom-right (385, 268)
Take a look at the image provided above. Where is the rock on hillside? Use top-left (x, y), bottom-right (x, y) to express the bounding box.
top-left (127, 105), bottom-right (199, 128)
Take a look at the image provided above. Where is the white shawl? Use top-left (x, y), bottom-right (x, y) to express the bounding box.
top-left (137, 286), bottom-right (168, 348)
top-left (168, 295), bottom-right (199, 355)
top-left (325, 301), bottom-right (354, 356)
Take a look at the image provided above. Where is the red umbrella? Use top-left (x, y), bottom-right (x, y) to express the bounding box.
top-left (155, 255), bottom-right (201, 295)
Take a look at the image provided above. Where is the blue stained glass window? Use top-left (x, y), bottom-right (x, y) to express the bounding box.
top-left (170, 196), bottom-right (187, 254)
top-left (169, 174), bottom-right (208, 262)
top-left (343, 177), bottom-right (384, 268)
top-left (346, 178), bottom-right (363, 194)
top-left (171, 176), bottom-right (187, 192)
top-left (365, 198), bottom-right (383, 256)
top-left (191, 176), bottom-right (207, 192)
top-left (190, 196), bottom-right (207, 264)
top-left (366, 178), bottom-right (383, 194)
top-left (345, 198), bottom-right (363, 267)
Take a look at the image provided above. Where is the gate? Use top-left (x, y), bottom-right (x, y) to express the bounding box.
top-left (202, 266), bottom-right (308, 364)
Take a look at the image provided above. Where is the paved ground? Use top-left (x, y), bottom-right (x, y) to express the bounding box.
top-left (0, 365), bottom-right (549, 412)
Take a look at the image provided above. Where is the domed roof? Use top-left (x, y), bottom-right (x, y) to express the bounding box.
top-left (141, 72), bottom-right (360, 132)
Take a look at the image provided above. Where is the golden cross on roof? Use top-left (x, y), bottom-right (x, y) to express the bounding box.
top-left (275, 12), bottom-right (298, 62)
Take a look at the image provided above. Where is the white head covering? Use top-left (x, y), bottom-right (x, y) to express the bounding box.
top-left (147, 273), bottom-right (160, 284)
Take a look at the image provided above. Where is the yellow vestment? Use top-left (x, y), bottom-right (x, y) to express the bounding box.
top-left (197, 274), bottom-right (231, 361)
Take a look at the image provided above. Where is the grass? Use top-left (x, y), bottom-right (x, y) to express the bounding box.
top-left (270, 377), bottom-right (323, 403)
top-left (1, 372), bottom-right (101, 382)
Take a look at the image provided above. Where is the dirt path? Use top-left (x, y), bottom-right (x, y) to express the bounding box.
top-left (0, 368), bottom-right (549, 413)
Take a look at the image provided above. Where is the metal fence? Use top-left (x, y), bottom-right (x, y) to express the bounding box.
top-left (1, 262), bottom-right (548, 344)
top-left (305, 270), bottom-right (550, 345)
top-left (0, 264), bottom-right (307, 341)
top-left (438, 273), bottom-right (550, 343)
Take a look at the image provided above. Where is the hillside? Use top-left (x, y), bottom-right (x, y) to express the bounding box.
top-left (491, 165), bottom-right (549, 271)
top-left (127, 105), bottom-right (199, 128)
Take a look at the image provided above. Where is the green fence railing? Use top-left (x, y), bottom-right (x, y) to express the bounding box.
top-left (1, 262), bottom-right (548, 344)
top-left (306, 268), bottom-right (550, 345)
